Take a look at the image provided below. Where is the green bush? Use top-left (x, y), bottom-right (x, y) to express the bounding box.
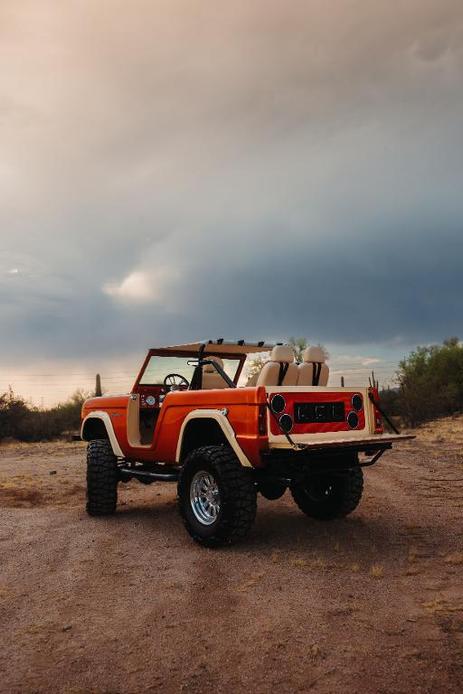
top-left (391, 337), bottom-right (463, 427)
top-left (0, 388), bottom-right (88, 442)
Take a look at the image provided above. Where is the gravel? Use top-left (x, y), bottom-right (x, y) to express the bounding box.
top-left (0, 435), bottom-right (462, 693)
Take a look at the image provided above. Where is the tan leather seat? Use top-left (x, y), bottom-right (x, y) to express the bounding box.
top-left (257, 345), bottom-right (298, 387)
top-left (297, 346), bottom-right (329, 386)
top-left (202, 356), bottom-right (229, 389)
top-left (246, 371), bottom-right (259, 387)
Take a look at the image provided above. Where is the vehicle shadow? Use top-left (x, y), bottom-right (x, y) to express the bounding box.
top-left (243, 496), bottom-right (447, 561)
top-left (107, 489), bottom-right (447, 562)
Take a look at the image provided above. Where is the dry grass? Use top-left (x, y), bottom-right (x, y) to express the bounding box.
top-left (0, 478), bottom-right (83, 508)
top-left (422, 598), bottom-right (463, 614)
top-left (444, 551), bottom-right (463, 565)
top-left (370, 564), bottom-right (384, 579)
top-left (292, 558), bottom-right (307, 568)
top-left (413, 412), bottom-right (463, 445)
top-left (405, 566), bottom-right (421, 576)
top-left (236, 572), bottom-right (265, 592)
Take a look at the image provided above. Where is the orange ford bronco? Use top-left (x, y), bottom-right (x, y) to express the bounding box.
top-left (81, 340), bottom-right (413, 546)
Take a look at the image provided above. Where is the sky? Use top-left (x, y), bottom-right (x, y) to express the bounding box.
top-left (1, 1), bottom-right (463, 405)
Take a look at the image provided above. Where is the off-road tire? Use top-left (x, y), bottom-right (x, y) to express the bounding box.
top-left (178, 446), bottom-right (257, 547)
top-left (86, 439), bottom-right (118, 516)
top-left (291, 467), bottom-right (364, 520)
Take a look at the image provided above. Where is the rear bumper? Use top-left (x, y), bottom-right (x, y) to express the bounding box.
top-left (259, 433), bottom-right (415, 476)
top-left (268, 433), bottom-right (415, 453)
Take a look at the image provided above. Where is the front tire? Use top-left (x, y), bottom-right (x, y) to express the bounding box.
top-left (86, 439), bottom-right (118, 516)
top-left (291, 467), bottom-right (364, 520)
top-left (178, 446), bottom-right (257, 547)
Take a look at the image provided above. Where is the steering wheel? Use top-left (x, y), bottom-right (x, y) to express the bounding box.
top-left (163, 373), bottom-right (190, 391)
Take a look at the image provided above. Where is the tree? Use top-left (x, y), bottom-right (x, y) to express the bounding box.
top-left (288, 337), bottom-right (308, 362)
top-left (0, 387), bottom-right (30, 440)
top-left (395, 337), bottom-right (463, 426)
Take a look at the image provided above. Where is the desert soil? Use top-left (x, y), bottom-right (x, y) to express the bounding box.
top-left (1, 419), bottom-right (462, 693)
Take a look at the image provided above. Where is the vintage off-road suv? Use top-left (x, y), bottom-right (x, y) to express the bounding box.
top-left (81, 341), bottom-right (412, 546)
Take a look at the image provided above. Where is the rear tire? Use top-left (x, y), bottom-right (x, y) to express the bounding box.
top-left (178, 446), bottom-right (257, 547)
top-left (291, 467), bottom-right (363, 520)
top-left (86, 440), bottom-right (118, 516)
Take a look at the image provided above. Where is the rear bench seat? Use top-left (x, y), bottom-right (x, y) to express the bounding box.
top-left (257, 345), bottom-right (298, 387)
top-left (297, 346), bottom-right (329, 386)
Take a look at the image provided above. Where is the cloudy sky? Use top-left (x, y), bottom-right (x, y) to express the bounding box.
top-left (1, 1), bottom-right (463, 404)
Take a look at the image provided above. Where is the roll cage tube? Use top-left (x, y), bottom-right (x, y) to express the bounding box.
top-left (189, 343), bottom-right (206, 390)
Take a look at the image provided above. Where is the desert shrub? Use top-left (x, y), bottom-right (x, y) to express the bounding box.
top-left (0, 389), bottom-right (88, 442)
top-left (393, 337), bottom-right (463, 427)
top-left (0, 389), bottom-right (31, 440)
top-left (377, 387), bottom-right (402, 417)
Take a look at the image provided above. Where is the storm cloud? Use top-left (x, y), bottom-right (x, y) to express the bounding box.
top-left (1, 1), bottom-right (463, 399)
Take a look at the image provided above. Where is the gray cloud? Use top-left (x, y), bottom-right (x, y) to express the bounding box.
top-left (1, 0), bottom-right (463, 371)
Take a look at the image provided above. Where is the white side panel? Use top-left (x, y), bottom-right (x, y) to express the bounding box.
top-left (175, 409), bottom-right (252, 467)
top-left (81, 411), bottom-right (124, 457)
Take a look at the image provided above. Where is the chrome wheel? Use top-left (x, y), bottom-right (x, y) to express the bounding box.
top-left (190, 470), bottom-right (221, 525)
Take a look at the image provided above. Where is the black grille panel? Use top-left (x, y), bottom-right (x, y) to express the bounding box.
top-left (294, 402), bottom-right (345, 424)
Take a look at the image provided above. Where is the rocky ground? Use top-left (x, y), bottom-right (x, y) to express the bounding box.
top-left (1, 418), bottom-right (462, 693)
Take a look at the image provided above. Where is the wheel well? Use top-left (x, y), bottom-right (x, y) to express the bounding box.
top-left (82, 417), bottom-right (109, 441)
top-left (179, 418), bottom-right (229, 461)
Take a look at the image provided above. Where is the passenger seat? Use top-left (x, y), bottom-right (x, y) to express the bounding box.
top-left (202, 356), bottom-right (229, 389)
top-left (297, 346), bottom-right (329, 386)
top-left (257, 345), bottom-right (298, 387)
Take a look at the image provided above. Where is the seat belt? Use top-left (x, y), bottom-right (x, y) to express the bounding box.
top-left (278, 362), bottom-right (289, 386)
top-left (312, 362), bottom-right (322, 386)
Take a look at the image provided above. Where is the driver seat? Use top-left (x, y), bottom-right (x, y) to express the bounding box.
top-left (202, 356), bottom-right (229, 389)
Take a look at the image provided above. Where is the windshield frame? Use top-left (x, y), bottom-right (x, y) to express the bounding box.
top-left (133, 347), bottom-right (247, 390)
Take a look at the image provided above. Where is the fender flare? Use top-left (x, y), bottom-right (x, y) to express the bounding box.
top-left (176, 409), bottom-right (252, 467)
top-left (80, 411), bottom-right (124, 457)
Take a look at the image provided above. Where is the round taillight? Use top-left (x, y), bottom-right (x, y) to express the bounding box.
top-left (347, 411), bottom-right (359, 429)
top-left (271, 394), bottom-right (286, 414)
top-left (352, 394), bottom-right (363, 412)
top-left (279, 414), bottom-right (293, 433)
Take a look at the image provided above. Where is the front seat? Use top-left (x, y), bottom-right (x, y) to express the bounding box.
top-left (257, 345), bottom-right (298, 387)
top-left (202, 356), bottom-right (229, 389)
top-left (297, 346), bottom-right (329, 386)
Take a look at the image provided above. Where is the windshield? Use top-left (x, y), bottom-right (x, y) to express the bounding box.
top-left (139, 355), bottom-right (241, 385)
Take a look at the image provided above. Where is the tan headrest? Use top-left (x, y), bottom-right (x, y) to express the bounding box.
top-left (271, 345), bottom-right (295, 363)
top-left (303, 346), bottom-right (326, 363)
top-left (203, 355), bottom-right (224, 373)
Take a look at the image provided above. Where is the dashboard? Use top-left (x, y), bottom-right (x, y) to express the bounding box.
top-left (137, 385), bottom-right (165, 409)
top-left (136, 384), bottom-right (186, 409)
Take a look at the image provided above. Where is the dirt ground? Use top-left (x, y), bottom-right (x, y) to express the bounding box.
top-left (1, 418), bottom-right (462, 693)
